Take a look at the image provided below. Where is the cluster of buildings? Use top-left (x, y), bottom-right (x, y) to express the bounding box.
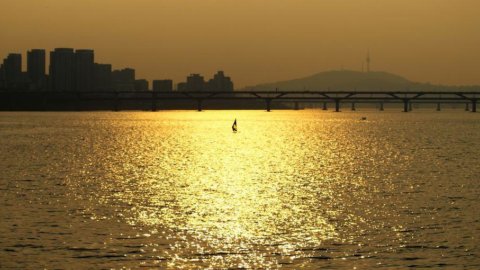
top-left (0, 48), bottom-right (234, 92)
top-left (178, 71), bottom-right (233, 92)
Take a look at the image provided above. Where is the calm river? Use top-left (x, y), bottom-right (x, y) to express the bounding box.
top-left (1, 110), bottom-right (479, 269)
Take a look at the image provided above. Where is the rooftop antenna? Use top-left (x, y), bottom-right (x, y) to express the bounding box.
top-left (366, 49), bottom-right (371, 73)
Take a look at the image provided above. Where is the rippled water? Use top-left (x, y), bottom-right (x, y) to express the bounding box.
top-left (1, 110), bottom-right (479, 269)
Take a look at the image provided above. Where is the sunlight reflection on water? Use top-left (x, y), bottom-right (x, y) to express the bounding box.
top-left (1, 110), bottom-right (479, 269)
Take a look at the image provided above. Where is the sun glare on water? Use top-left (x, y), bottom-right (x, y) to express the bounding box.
top-left (76, 111), bottom-right (384, 268)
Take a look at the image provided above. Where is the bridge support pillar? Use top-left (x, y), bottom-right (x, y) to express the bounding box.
top-left (294, 101), bottom-right (299, 110)
top-left (465, 103), bottom-right (470, 111)
top-left (322, 102), bottom-right (327, 110)
top-left (403, 99), bottom-right (409, 112)
top-left (8, 93), bottom-right (13, 111)
top-left (335, 99), bottom-right (340, 112)
top-left (266, 99), bottom-right (272, 112)
top-left (351, 102), bottom-right (356, 111)
top-left (472, 100), bottom-right (477, 113)
top-left (42, 94), bottom-right (48, 111)
top-left (436, 103), bottom-right (441, 111)
top-left (380, 102), bottom-right (384, 111)
top-left (151, 102), bottom-right (157, 112)
top-left (75, 93), bottom-right (82, 111)
top-left (113, 92), bottom-right (119, 111)
top-left (197, 99), bottom-right (203, 112)
top-left (151, 93), bottom-right (157, 111)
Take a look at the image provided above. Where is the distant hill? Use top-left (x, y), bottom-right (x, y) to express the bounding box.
top-left (242, 70), bottom-right (478, 91)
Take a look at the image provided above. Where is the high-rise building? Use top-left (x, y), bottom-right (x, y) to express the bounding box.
top-left (50, 48), bottom-right (75, 91)
top-left (153, 80), bottom-right (173, 92)
top-left (75, 49), bottom-right (94, 91)
top-left (94, 63), bottom-right (112, 91)
top-left (2, 53), bottom-right (22, 89)
top-left (177, 82), bottom-right (187, 91)
top-left (27, 49), bottom-right (46, 90)
top-left (134, 79), bottom-right (149, 91)
top-left (207, 71), bottom-right (234, 92)
top-left (186, 74), bottom-right (205, 91)
top-left (112, 68), bottom-right (135, 91)
top-left (0, 64), bottom-right (5, 89)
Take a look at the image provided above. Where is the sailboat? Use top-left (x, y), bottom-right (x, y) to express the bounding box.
top-left (232, 119), bottom-right (237, 133)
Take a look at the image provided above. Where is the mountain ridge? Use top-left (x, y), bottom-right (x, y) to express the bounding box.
top-left (241, 70), bottom-right (479, 91)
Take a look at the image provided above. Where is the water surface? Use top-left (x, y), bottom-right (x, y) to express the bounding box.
top-left (1, 110), bottom-right (479, 269)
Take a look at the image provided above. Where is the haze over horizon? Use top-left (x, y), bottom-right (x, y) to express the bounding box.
top-left (1, 0), bottom-right (479, 88)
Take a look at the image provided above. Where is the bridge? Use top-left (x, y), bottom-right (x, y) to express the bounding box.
top-left (0, 90), bottom-right (478, 112)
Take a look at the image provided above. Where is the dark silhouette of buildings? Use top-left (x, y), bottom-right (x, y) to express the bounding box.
top-left (134, 79), bottom-right (149, 91)
top-left (27, 49), bottom-right (46, 90)
top-left (94, 63), bottom-right (112, 91)
top-left (75, 49), bottom-right (94, 91)
top-left (177, 71), bottom-right (234, 92)
top-left (153, 80), bottom-right (173, 92)
top-left (152, 80), bottom-right (173, 92)
top-left (50, 48), bottom-right (95, 92)
top-left (112, 68), bottom-right (135, 91)
top-left (50, 48), bottom-right (75, 91)
top-left (185, 74), bottom-right (205, 91)
top-left (2, 54), bottom-right (22, 89)
top-left (207, 71), bottom-right (234, 92)
top-left (177, 82), bottom-right (186, 91)
top-left (0, 65), bottom-right (4, 89)
top-left (0, 48), bottom-right (236, 94)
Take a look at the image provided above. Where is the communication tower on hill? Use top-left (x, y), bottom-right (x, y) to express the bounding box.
top-left (366, 50), bottom-right (371, 72)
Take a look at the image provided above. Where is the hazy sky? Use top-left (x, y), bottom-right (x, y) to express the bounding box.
top-left (1, 0), bottom-right (479, 88)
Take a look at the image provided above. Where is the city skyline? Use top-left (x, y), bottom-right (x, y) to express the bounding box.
top-left (0, 48), bottom-right (234, 92)
top-left (1, 0), bottom-right (480, 88)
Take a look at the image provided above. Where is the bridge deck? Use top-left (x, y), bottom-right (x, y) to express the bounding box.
top-left (1, 90), bottom-right (478, 112)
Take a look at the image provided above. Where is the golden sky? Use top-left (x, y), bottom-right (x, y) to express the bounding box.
top-left (1, 0), bottom-right (479, 87)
